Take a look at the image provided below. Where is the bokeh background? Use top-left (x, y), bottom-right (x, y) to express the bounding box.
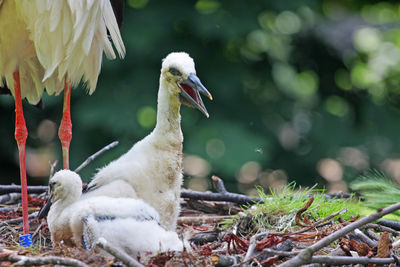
top-left (1, 0), bottom-right (400, 195)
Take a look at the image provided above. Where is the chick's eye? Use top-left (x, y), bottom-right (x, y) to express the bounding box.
top-left (169, 67), bottom-right (181, 76)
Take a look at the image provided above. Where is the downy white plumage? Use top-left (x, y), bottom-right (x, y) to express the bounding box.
top-left (85, 52), bottom-right (213, 231)
top-left (46, 170), bottom-right (183, 255)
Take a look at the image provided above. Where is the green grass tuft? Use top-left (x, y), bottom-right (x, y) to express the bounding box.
top-left (351, 170), bottom-right (400, 220)
top-left (220, 182), bottom-right (361, 234)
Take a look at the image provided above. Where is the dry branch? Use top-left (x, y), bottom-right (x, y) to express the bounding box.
top-left (240, 239), bottom-right (297, 266)
top-left (0, 186), bottom-right (47, 195)
top-left (1, 251), bottom-right (89, 267)
top-left (365, 228), bottom-right (380, 242)
top-left (182, 175), bottom-right (263, 205)
top-left (279, 202), bottom-right (400, 267)
top-left (243, 232), bottom-right (269, 261)
top-left (378, 219), bottom-right (400, 231)
top-left (353, 228), bottom-right (377, 248)
top-left (310, 255), bottom-right (394, 265)
top-left (0, 211), bottom-right (38, 227)
top-left (0, 185), bottom-right (261, 206)
top-left (260, 248), bottom-right (299, 257)
top-left (49, 160), bottom-right (58, 178)
top-left (361, 223), bottom-right (399, 236)
top-left (181, 189), bottom-right (262, 205)
top-left (31, 220), bottom-right (46, 243)
top-left (178, 215), bottom-right (234, 225)
top-left (0, 193), bottom-right (21, 204)
top-left (185, 200), bottom-right (222, 214)
top-left (74, 141), bottom-right (119, 173)
top-left (0, 207), bottom-right (16, 212)
top-left (96, 237), bottom-right (144, 267)
top-left (212, 175), bottom-right (228, 193)
top-left (189, 230), bottom-right (219, 245)
top-left (211, 255), bottom-right (243, 266)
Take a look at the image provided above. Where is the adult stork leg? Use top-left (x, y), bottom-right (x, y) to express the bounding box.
top-left (58, 82), bottom-right (72, 169)
top-left (13, 71), bottom-right (29, 234)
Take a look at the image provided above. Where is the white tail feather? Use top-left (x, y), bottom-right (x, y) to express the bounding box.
top-left (1, 0), bottom-right (125, 103)
top-left (102, 0), bottom-right (125, 58)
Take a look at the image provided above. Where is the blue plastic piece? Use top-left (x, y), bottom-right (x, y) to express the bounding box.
top-left (19, 234), bottom-right (32, 247)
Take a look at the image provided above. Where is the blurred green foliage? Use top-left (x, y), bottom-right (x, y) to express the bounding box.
top-left (2, 0), bottom-right (400, 194)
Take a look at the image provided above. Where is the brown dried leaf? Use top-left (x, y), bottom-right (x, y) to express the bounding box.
top-left (356, 242), bottom-right (371, 257)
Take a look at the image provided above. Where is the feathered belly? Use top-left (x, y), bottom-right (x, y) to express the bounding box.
top-left (0, 1), bottom-right (35, 74)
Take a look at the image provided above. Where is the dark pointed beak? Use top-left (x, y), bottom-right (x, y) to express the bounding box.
top-left (178, 73), bottom-right (213, 118)
top-left (37, 196), bottom-right (52, 219)
top-left (37, 182), bottom-right (54, 219)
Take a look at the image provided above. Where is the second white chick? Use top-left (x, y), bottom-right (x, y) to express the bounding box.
top-left (46, 170), bottom-right (183, 256)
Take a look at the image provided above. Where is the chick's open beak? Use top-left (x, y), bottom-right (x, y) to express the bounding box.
top-left (178, 73), bottom-right (213, 118)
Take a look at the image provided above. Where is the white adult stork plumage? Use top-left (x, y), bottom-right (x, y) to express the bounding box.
top-left (46, 170), bottom-right (183, 255)
top-left (0, 0), bottom-right (125, 235)
top-left (85, 52), bottom-right (212, 231)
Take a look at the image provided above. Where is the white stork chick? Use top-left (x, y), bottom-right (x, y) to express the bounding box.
top-left (85, 52), bottom-right (213, 231)
top-left (46, 170), bottom-right (183, 255)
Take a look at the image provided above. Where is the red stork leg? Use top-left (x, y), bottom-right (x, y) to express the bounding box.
top-left (13, 71), bottom-right (29, 234)
top-left (58, 81), bottom-right (72, 169)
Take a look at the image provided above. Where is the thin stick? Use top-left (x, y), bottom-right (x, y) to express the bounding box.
top-left (0, 186), bottom-right (258, 204)
top-left (2, 252), bottom-right (89, 267)
top-left (239, 247), bottom-right (300, 266)
top-left (0, 207), bottom-right (16, 212)
top-left (353, 229), bottom-right (377, 248)
top-left (360, 223), bottom-right (399, 236)
top-left (0, 212), bottom-right (38, 227)
top-left (278, 202), bottom-right (400, 267)
top-left (2, 185), bottom-right (260, 205)
top-left (0, 193), bottom-right (21, 204)
top-left (31, 220), bottom-right (46, 243)
top-left (177, 215), bottom-right (235, 225)
top-left (0, 186), bottom-right (47, 195)
top-left (377, 220), bottom-right (400, 231)
top-left (261, 248), bottom-right (300, 257)
top-left (49, 160), bottom-right (58, 178)
top-left (74, 141), bottom-right (119, 173)
top-left (212, 175), bottom-right (228, 193)
top-left (310, 255), bottom-right (394, 265)
top-left (96, 237), bottom-right (144, 267)
top-left (366, 228), bottom-right (380, 242)
top-left (181, 189), bottom-right (262, 205)
top-left (211, 255), bottom-right (243, 266)
top-left (243, 232), bottom-right (269, 262)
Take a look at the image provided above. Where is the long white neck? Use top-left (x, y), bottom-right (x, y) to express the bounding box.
top-left (152, 76), bottom-right (183, 146)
